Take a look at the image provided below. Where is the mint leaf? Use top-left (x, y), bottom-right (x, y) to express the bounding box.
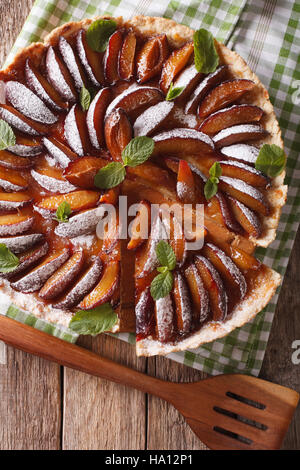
top-left (157, 266), bottom-right (169, 274)
top-left (156, 240), bottom-right (176, 271)
top-left (150, 271), bottom-right (173, 301)
top-left (80, 85), bottom-right (91, 111)
top-left (255, 144), bottom-right (286, 178)
top-left (0, 243), bottom-right (19, 273)
top-left (0, 120), bottom-right (16, 150)
top-left (166, 82), bottom-right (185, 101)
top-left (86, 19), bottom-right (117, 52)
top-left (69, 303), bottom-right (118, 336)
top-left (122, 136), bottom-right (154, 167)
top-left (204, 178), bottom-right (218, 200)
top-left (209, 161), bottom-right (222, 179)
top-left (193, 29), bottom-right (219, 74)
top-left (94, 162), bottom-right (126, 189)
top-left (55, 201), bottom-right (71, 223)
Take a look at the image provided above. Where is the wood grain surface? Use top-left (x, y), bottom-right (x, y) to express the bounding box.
top-left (0, 0), bottom-right (299, 450)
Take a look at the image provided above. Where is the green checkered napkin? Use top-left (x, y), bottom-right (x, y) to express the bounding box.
top-left (1, 0), bottom-right (299, 375)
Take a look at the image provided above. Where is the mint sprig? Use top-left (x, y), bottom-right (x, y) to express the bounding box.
top-left (150, 241), bottom-right (176, 301)
top-left (255, 144), bottom-right (286, 178)
top-left (0, 243), bottom-right (19, 273)
top-left (86, 19), bottom-right (117, 53)
top-left (69, 303), bottom-right (118, 335)
top-left (94, 136), bottom-right (154, 189)
top-left (0, 120), bottom-right (16, 150)
top-left (166, 82), bottom-right (185, 101)
top-left (55, 201), bottom-right (71, 223)
top-left (204, 161), bottom-right (222, 200)
top-left (193, 29), bottom-right (219, 74)
top-left (79, 85), bottom-right (91, 111)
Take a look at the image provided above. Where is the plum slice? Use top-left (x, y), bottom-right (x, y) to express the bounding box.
top-left (227, 196), bottom-right (262, 238)
top-left (0, 104), bottom-right (48, 136)
top-left (46, 46), bottom-right (77, 103)
top-left (35, 190), bottom-right (100, 214)
top-left (160, 42), bottom-right (194, 94)
top-left (198, 79), bottom-right (255, 118)
top-left (185, 66), bottom-right (227, 114)
top-left (76, 29), bottom-right (105, 87)
top-left (64, 104), bottom-right (90, 156)
top-left (220, 144), bottom-right (259, 165)
top-left (199, 104), bottom-right (264, 135)
top-left (58, 36), bottom-right (87, 91)
top-left (0, 213), bottom-right (34, 236)
top-left (184, 262), bottom-right (209, 323)
top-left (0, 191), bottom-right (32, 211)
top-left (136, 34), bottom-right (169, 84)
top-left (42, 136), bottom-right (78, 169)
top-left (133, 101), bottom-right (174, 137)
top-left (155, 295), bottom-right (175, 343)
top-left (0, 233), bottom-right (44, 254)
top-left (152, 128), bottom-right (215, 156)
top-left (31, 169), bottom-right (77, 194)
top-left (2, 241), bottom-right (48, 280)
top-left (219, 176), bottom-right (269, 215)
top-left (172, 64), bottom-right (203, 103)
top-left (119, 29), bottom-right (137, 81)
top-left (54, 207), bottom-right (104, 239)
top-left (0, 166), bottom-right (28, 192)
top-left (64, 156), bottom-right (108, 188)
top-left (86, 87), bottom-right (112, 149)
top-left (104, 30), bottom-right (123, 85)
top-left (173, 271), bottom-right (193, 334)
top-left (136, 286), bottom-right (155, 339)
top-left (0, 150), bottom-right (32, 170)
top-left (213, 124), bottom-right (268, 148)
top-left (104, 108), bottom-right (132, 162)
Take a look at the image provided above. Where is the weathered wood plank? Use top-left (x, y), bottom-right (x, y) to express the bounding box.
top-left (0, 0), bottom-right (62, 451)
top-left (260, 228), bottom-right (300, 450)
top-left (63, 335), bottom-right (147, 450)
top-left (147, 357), bottom-right (208, 450)
top-left (0, 348), bottom-right (61, 449)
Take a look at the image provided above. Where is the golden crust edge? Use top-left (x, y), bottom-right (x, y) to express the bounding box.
top-left (136, 265), bottom-right (281, 356)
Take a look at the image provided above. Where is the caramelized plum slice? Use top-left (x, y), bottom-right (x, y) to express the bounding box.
top-left (36, 190), bottom-right (100, 214)
top-left (219, 176), bottom-right (269, 215)
top-left (0, 104), bottom-right (48, 136)
top-left (137, 34), bottom-right (169, 84)
top-left (104, 30), bottom-right (123, 85)
top-left (54, 207), bottom-right (104, 238)
top-left (220, 144), bottom-right (259, 165)
top-left (43, 136), bottom-right (78, 169)
top-left (8, 135), bottom-right (42, 158)
top-left (160, 42), bottom-right (194, 94)
top-left (194, 255), bottom-right (228, 321)
top-left (0, 213), bottom-right (34, 236)
top-left (184, 262), bottom-right (209, 323)
top-left (152, 128), bottom-right (215, 156)
top-left (53, 257), bottom-right (102, 309)
top-left (227, 196), bottom-right (262, 238)
top-left (105, 85), bottom-right (164, 120)
top-left (176, 159), bottom-right (196, 203)
top-left (135, 215), bottom-right (168, 278)
top-left (2, 241), bottom-right (48, 280)
top-left (0, 191), bottom-right (32, 211)
top-left (219, 160), bottom-right (268, 187)
top-left (198, 79), bottom-right (255, 118)
top-left (0, 150), bottom-right (32, 170)
top-left (64, 156), bottom-right (107, 188)
top-left (203, 243), bottom-right (247, 300)
top-left (173, 271), bottom-right (193, 333)
top-left (213, 124), bottom-right (268, 148)
top-left (76, 29), bottom-right (104, 87)
top-left (46, 46), bottom-right (77, 103)
top-left (78, 261), bottom-right (120, 309)
top-left (119, 29), bottom-right (136, 81)
top-left (136, 286), bottom-right (155, 339)
top-left (199, 104), bottom-right (263, 135)
top-left (104, 108), bottom-right (132, 162)
top-left (127, 200), bottom-right (151, 251)
top-left (155, 295), bottom-right (174, 343)
top-left (39, 250), bottom-right (84, 300)
top-left (25, 59), bottom-right (68, 111)
top-left (133, 101), bottom-right (174, 137)
top-left (31, 169), bottom-right (77, 194)
top-left (64, 104), bottom-right (90, 156)
top-left (11, 248), bottom-right (70, 293)
top-left (206, 192), bottom-right (242, 234)
top-left (185, 66), bottom-right (227, 114)
top-left (58, 36), bottom-right (87, 91)
top-left (0, 166), bottom-right (28, 192)
top-left (86, 87), bottom-right (112, 149)
top-left (6, 81), bottom-right (57, 125)
top-left (173, 64), bottom-right (203, 102)
top-left (0, 233), bottom-right (44, 254)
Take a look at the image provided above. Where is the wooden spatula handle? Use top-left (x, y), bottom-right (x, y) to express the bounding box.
top-left (0, 315), bottom-right (173, 400)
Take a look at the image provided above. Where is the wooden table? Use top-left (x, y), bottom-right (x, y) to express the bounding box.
top-left (0, 0), bottom-right (299, 450)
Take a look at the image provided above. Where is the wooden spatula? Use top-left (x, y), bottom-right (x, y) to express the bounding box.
top-left (0, 315), bottom-right (298, 450)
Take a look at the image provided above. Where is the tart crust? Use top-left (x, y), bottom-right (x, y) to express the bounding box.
top-left (0, 15), bottom-right (285, 353)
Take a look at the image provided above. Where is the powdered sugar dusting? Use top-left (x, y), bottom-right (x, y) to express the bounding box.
top-left (6, 81), bottom-right (57, 125)
top-left (43, 138), bottom-right (72, 168)
top-left (220, 176), bottom-right (265, 203)
top-left (219, 160), bottom-right (264, 176)
top-left (133, 101), bottom-right (174, 136)
top-left (0, 106), bottom-right (39, 136)
top-left (71, 233), bottom-right (96, 250)
top-left (59, 37), bottom-right (84, 91)
top-left (232, 197), bottom-right (262, 236)
top-left (153, 128), bottom-right (214, 149)
top-left (105, 84), bottom-right (162, 119)
top-left (220, 144), bottom-right (259, 164)
top-left (31, 169), bottom-right (77, 193)
top-left (55, 207), bottom-right (104, 238)
top-left (64, 104), bottom-right (84, 156)
top-left (155, 295), bottom-right (174, 342)
top-left (174, 271), bottom-right (192, 333)
top-left (213, 124), bottom-right (266, 146)
top-left (47, 47), bottom-right (76, 102)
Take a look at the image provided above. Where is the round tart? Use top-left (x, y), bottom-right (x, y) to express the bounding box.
top-left (0, 15), bottom-right (286, 356)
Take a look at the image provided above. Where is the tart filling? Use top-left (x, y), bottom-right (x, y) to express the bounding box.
top-left (0, 15), bottom-right (286, 356)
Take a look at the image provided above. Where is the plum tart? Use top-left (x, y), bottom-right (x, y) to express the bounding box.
top-left (0, 16), bottom-right (286, 356)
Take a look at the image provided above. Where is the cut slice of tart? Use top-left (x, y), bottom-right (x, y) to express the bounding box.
top-left (0, 15), bottom-right (286, 355)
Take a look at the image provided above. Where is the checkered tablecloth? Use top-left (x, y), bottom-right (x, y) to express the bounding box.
top-left (1, 0), bottom-right (299, 376)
